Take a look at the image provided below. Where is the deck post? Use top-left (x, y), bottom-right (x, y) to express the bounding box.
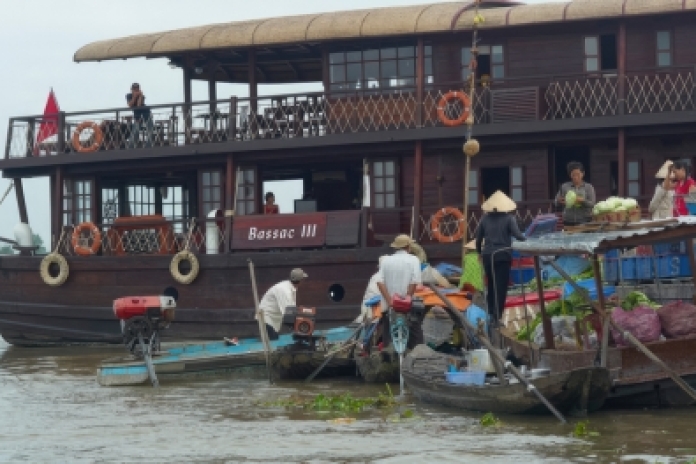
top-left (183, 64), bottom-right (193, 144)
top-left (229, 96), bottom-right (238, 141)
top-left (226, 154), bottom-right (235, 253)
top-left (413, 141), bottom-right (423, 240)
top-left (208, 79), bottom-right (217, 138)
top-left (54, 167), bottom-right (63, 247)
top-left (57, 112), bottom-right (66, 154)
top-left (591, 255), bottom-right (611, 367)
top-left (4, 118), bottom-right (13, 159)
top-left (618, 128), bottom-right (626, 197)
top-left (686, 240), bottom-right (696, 305)
top-left (361, 207), bottom-right (368, 249)
top-left (534, 256), bottom-right (555, 350)
top-left (416, 38), bottom-right (425, 128)
top-left (248, 50), bottom-right (258, 138)
top-left (617, 21), bottom-right (626, 116)
top-left (13, 178), bottom-right (29, 225)
top-left (24, 118), bottom-right (35, 158)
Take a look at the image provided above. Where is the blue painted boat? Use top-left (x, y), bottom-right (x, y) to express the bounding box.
top-left (97, 326), bottom-right (355, 386)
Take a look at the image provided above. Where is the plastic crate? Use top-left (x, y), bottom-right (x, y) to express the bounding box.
top-left (655, 254), bottom-right (691, 278)
top-left (620, 256), bottom-right (654, 280)
top-left (563, 278), bottom-right (615, 300)
top-left (445, 370), bottom-right (486, 386)
top-left (510, 267), bottom-right (535, 285)
top-left (603, 250), bottom-right (620, 282)
top-left (686, 202), bottom-right (696, 215)
top-left (653, 241), bottom-right (686, 256)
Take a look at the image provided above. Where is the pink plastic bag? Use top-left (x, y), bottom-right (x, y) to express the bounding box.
top-left (610, 306), bottom-right (661, 347)
top-left (658, 300), bottom-right (696, 339)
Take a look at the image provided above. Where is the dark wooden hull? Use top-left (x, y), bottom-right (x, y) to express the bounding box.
top-left (502, 330), bottom-right (696, 408)
top-left (271, 345), bottom-right (356, 380)
top-left (355, 348), bottom-right (401, 383)
top-left (0, 244), bottom-right (459, 346)
top-left (403, 364), bottom-right (611, 415)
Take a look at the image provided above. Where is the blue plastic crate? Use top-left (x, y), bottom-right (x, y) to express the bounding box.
top-left (621, 256), bottom-right (654, 280)
top-left (603, 250), bottom-right (620, 281)
top-left (655, 254), bottom-right (691, 278)
top-left (510, 267), bottom-right (535, 285)
top-left (653, 241), bottom-right (686, 255)
top-left (563, 278), bottom-right (615, 300)
top-left (686, 202), bottom-right (696, 215)
top-left (445, 370), bottom-right (486, 386)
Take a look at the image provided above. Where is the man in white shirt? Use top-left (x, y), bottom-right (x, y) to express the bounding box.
top-left (377, 235), bottom-right (422, 347)
top-left (354, 255), bottom-right (389, 324)
top-left (257, 268), bottom-right (308, 340)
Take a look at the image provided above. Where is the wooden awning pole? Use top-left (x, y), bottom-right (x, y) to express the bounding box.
top-left (533, 256), bottom-right (555, 351)
top-left (546, 258), bottom-right (696, 402)
top-left (248, 259), bottom-right (274, 384)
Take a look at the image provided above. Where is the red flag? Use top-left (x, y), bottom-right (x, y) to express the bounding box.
top-left (35, 89), bottom-right (60, 150)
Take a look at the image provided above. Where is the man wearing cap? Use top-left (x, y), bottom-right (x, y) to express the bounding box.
top-left (377, 234), bottom-right (422, 346)
top-left (126, 83), bottom-right (155, 148)
top-left (476, 190), bottom-right (526, 324)
top-left (256, 268), bottom-right (308, 340)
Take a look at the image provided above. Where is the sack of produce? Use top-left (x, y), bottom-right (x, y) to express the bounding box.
top-left (657, 300), bottom-right (696, 339)
top-left (532, 315), bottom-right (577, 348)
top-left (610, 306), bottom-right (661, 347)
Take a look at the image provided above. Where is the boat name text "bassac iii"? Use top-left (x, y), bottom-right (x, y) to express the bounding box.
top-left (248, 224), bottom-right (319, 240)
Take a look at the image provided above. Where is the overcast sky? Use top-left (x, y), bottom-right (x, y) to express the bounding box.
top-left (0, 0), bottom-right (561, 244)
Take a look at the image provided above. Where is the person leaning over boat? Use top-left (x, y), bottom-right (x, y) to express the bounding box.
top-left (649, 160), bottom-right (675, 220)
top-left (661, 158), bottom-right (696, 216)
top-left (554, 161), bottom-right (596, 226)
top-left (377, 235), bottom-right (422, 347)
top-left (256, 268), bottom-right (308, 341)
top-left (354, 255), bottom-right (388, 324)
top-left (475, 191), bottom-right (526, 325)
top-left (126, 82), bottom-right (155, 149)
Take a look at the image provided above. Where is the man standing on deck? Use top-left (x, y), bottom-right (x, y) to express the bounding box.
top-left (377, 235), bottom-right (422, 347)
top-left (126, 83), bottom-right (155, 148)
top-left (257, 268), bottom-right (308, 341)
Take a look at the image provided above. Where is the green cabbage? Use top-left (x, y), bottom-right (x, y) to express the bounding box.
top-left (565, 190), bottom-right (577, 208)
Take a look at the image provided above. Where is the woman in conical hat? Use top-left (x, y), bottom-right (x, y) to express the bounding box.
top-left (649, 160), bottom-right (674, 220)
top-left (475, 190), bottom-right (526, 323)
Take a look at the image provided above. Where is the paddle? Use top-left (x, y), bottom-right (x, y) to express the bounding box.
top-left (305, 322), bottom-right (364, 383)
top-left (247, 259), bottom-right (274, 384)
top-left (137, 332), bottom-right (159, 388)
top-left (545, 258), bottom-right (696, 403)
top-left (427, 283), bottom-right (567, 423)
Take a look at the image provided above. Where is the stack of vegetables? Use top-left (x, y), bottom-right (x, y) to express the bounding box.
top-left (592, 196), bottom-right (641, 222)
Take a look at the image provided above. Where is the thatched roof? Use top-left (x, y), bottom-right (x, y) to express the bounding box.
top-left (74, 0), bottom-right (696, 62)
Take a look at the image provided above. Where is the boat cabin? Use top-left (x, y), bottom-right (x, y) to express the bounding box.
top-left (4, 0), bottom-right (696, 257)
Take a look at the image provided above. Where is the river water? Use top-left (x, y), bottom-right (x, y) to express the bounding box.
top-left (0, 339), bottom-right (694, 463)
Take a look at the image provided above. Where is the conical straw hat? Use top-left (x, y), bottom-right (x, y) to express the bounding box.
top-left (481, 190), bottom-right (517, 213)
top-left (655, 160), bottom-right (673, 179)
top-left (465, 239), bottom-right (477, 251)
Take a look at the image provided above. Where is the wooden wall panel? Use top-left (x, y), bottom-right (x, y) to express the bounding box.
top-left (674, 23), bottom-right (696, 66)
top-left (506, 34), bottom-right (583, 78)
top-left (626, 25), bottom-right (654, 70)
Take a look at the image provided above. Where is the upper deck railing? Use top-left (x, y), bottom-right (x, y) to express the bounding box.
top-left (5, 67), bottom-right (696, 160)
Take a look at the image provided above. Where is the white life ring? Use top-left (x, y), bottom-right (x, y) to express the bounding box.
top-left (40, 252), bottom-right (70, 287)
top-left (170, 250), bottom-right (200, 285)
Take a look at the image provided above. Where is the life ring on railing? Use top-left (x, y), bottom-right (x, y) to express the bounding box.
top-left (71, 121), bottom-right (104, 153)
top-left (170, 250), bottom-right (200, 285)
top-left (430, 207), bottom-right (465, 243)
top-left (40, 252), bottom-right (69, 286)
top-left (437, 91), bottom-right (471, 127)
top-left (71, 222), bottom-right (102, 256)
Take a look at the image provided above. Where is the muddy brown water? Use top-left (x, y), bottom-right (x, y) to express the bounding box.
top-left (0, 339), bottom-right (694, 463)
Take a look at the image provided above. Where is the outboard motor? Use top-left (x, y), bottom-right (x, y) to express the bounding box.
top-left (113, 287), bottom-right (178, 357)
top-left (282, 306), bottom-right (317, 347)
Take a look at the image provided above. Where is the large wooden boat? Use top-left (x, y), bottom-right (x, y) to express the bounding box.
top-left (3, 0), bottom-right (696, 345)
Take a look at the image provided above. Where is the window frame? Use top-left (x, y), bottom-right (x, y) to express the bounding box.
top-left (626, 160), bottom-right (642, 198)
top-left (371, 159), bottom-right (399, 209)
top-left (584, 36), bottom-right (600, 73)
top-left (235, 167), bottom-right (257, 216)
top-left (510, 166), bottom-right (526, 203)
top-left (656, 30), bottom-right (673, 68)
top-left (62, 178), bottom-right (95, 226)
top-left (467, 169), bottom-right (479, 206)
top-left (199, 169), bottom-right (223, 217)
top-left (461, 44), bottom-right (506, 82)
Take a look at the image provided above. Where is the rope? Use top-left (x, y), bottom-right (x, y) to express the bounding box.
top-left (0, 181), bottom-right (14, 207)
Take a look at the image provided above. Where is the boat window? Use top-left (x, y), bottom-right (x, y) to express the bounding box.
top-left (162, 186), bottom-right (189, 233)
top-left (200, 170), bottom-right (223, 217)
top-left (627, 161), bottom-right (642, 198)
top-left (584, 35), bottom-right (617, 73)
top-left (126, 185), bottom-right (156, 216)
top-left (372, 159), bottom-right (398, 208)
top-left (656, 30), bottom-right (672, 67)
top-left (101, 188), bottom-right (119, 226)
top-left (62, 179), bottom-right (93, 226)
top-left (236, 167), bottom-right (257, 215)
top-left (328, 45), bottom-right (432, 96)
top-left (479, 166), bottom-right (525, 203)
top-left (468, 170), bottom-right (479, 206)
top-left (462, 44), bottom-right (504, 83)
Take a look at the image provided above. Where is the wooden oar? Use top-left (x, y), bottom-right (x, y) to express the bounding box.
top-left (248, 259), bottom-right (273, 384)
top-left (545, 259), bottom-right (696, 402)
top-left (305, 322), bottom-right (364, 383)
top-left (427, 284), bottom-right (567, 423)
top-left (137, 332), bottom-right (159, 388)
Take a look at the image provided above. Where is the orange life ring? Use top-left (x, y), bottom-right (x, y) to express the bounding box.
top-left (71, 121), bottom-right (104, 153)
top-left (437, 91), bottom-right (472, 127)
top-left (71, 222), bottom-right (102, 256)
top-left (430, 207), bottom-right (465, 243)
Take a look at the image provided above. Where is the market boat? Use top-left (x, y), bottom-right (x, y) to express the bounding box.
top-left (4, 0), bottom-right (696, 345)
top-left (402, 345), bottom-right (611, 415)
top-left (98, 326), bottom-right (354, 386)
top-left (508, 219), bottom-right (696, 407)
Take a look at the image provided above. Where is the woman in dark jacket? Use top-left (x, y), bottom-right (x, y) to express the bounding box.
top-left (475, 190), bottom-right (526, 324)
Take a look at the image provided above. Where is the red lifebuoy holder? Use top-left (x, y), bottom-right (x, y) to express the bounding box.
top-left (72, 121), bottom-right (104, 153)
top-left (430, 207), bottom-right (465, 243)
top-left (437, 91), bottom-right (472, 127)
top-left (71, 222), bottom-right (102, 256)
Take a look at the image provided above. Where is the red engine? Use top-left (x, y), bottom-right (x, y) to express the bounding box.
top-left (114, 287), bottom-right (178, 357)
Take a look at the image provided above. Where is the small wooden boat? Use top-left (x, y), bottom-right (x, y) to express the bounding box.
top-left (402, 346), bottom-right (612, 415)
top-left (271, 341), bottom-right (356, 380)
top-left (97, 327), bottom-right (354, 386)
top-left (355, 346), bottom-right (401, 383)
